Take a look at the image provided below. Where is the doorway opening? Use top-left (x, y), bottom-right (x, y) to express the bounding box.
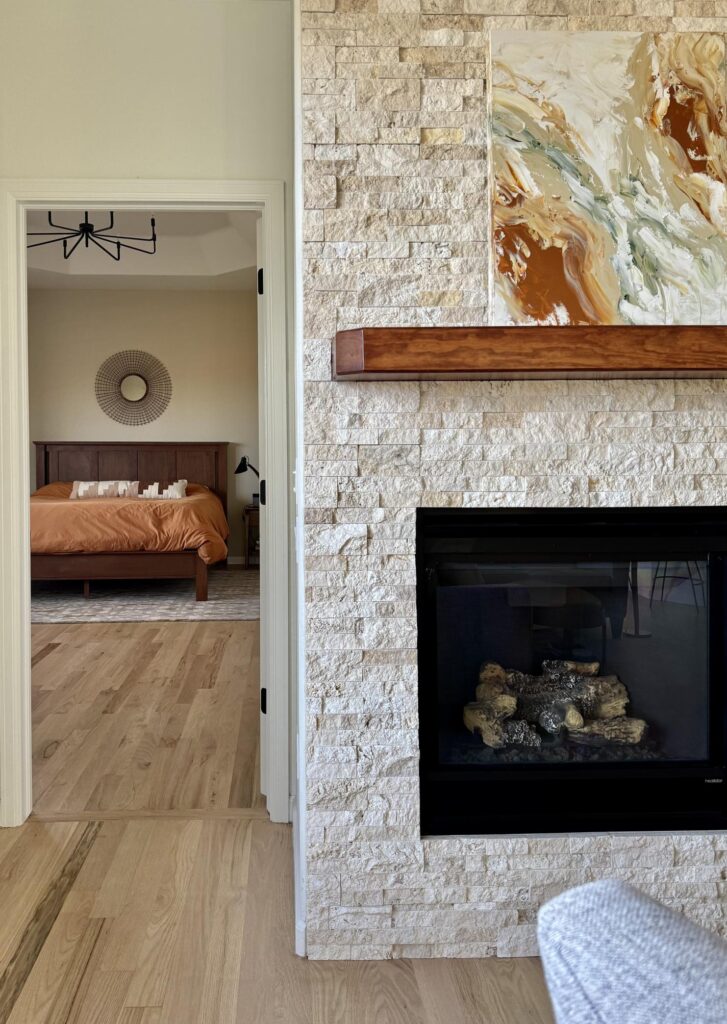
top-left (28, 209), bottom-right (268, 817)
top-left (0, 182), bottom-right (290, 829)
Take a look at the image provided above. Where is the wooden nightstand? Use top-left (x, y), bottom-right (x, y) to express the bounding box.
top-left (243, 505), bottom-right (260, 569)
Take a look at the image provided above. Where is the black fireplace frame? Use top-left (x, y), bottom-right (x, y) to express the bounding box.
top-left (417, 507), bottom-right (727, 836)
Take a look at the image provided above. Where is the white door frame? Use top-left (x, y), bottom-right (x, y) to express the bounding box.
top-left (0, 178), bottom-right (290, 826)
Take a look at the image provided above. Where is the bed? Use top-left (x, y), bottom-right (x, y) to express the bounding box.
top-left (31, 441), bottom-right (229, 601)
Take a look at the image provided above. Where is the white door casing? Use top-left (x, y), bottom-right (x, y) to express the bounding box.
top-left (257, 214), bottom-right (270, 801)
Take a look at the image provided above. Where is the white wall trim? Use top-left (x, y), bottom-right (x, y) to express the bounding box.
top-left (0, 187), bottom-right (32, 827)
top-left (0, 178), bottom-right (291, 827)
top-left (292, 0), bottom-right (308, 958)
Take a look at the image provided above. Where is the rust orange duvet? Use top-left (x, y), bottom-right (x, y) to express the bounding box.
top-left (31, 483), bottom-right (229, 564)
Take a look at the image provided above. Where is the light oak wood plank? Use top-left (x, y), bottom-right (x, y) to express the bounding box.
top-left (0, 824), bottom-right (25, 862)
top-left (40, 714), bottom-right (134, 813)
top-left (414, 957), bottom-right (555, 1024)
top-left (157, 819), bottom-right (251, 1023)
top-left (123, 821), bottom-right (204, 1008)
top-left (115, 1011), bottom-right (145, 1024)
top-left (0, 822), bottom-right (100, 1024)
top-left (31, 643), bottom-right (61, 669)
top-left (70, 821), bottom-right (129, 898)
top-left (7, 916), bottom-right (104, 1024)
top-left (64, 965), bottom-right (132, 1024)
top-left (236, 821), bottom-right (318, 1024)
top-left (116, 1010), bottom-right (161, 1024)
top-left (207, 821), bottom-right (253, 1024)
top-left (98, 822), bottom-right (194, 973)
top-left (0, 823), bottom-right (91, 972)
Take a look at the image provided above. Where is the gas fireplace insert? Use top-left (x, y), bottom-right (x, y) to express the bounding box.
top-left (417, 507), bottom-right (727, 836)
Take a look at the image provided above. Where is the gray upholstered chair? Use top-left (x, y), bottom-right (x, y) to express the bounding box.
top-left (538, 879), bottom-right (727, 1024)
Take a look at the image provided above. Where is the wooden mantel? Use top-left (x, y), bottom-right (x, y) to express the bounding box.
top-left (333, 325), bottom-right (727, 381)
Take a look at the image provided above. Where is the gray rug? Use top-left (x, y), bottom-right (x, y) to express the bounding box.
top-left (31, 567), bottom-right (260, 623)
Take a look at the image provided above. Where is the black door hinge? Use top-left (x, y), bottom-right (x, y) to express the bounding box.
top-left (257, 268), bottom-right (264, 295)
top-left (260, 479), bottom-right (266, 506)
top-left (260, 687), bottom-right (267, 714)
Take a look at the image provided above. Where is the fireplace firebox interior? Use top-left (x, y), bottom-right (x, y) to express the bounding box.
top-left (417, 508), bottom-right (727, 836)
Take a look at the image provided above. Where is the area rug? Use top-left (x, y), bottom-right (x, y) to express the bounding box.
top-left (31, 567), bottom-right (259, 623)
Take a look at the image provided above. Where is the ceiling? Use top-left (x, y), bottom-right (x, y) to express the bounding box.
top-left (26, 210), bottom-right (259, 291)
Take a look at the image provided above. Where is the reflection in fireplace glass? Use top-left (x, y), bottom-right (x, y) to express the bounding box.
top-left (436, 560), bottom-right (710, 766)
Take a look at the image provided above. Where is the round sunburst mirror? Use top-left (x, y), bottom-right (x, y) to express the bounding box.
top-left (95, 350), bottom-right (172, 426)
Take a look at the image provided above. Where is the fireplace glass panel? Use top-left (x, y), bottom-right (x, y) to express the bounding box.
top-left (435, 559), bottom-right (710, 766)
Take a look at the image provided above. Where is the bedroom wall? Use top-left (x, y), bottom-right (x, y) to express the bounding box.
top-left (28, 288), bottom-right (259, 559)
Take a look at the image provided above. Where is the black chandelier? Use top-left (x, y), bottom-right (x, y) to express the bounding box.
top-left (27, 211), bottom-right (157, 261)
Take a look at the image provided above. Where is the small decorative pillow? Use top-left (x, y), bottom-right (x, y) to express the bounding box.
top-left (70, 480), bottom-right (139, 499)
top-left (139, 479), bottom-right (188, 500)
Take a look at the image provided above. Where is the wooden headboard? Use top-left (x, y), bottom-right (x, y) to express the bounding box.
top-left (34, 441), bottom-right (229, 510)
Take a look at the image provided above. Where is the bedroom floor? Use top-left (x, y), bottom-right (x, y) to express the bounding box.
top-left (31, 620), bottom-right (262, 816)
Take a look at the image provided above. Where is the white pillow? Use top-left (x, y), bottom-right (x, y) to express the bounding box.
top-left (70, 480), bottom-right (139, 499)
top-left (139, 479), bottom-right (188, 500)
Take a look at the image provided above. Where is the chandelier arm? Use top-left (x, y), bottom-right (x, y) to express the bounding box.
top-left (114, 239), bottom-right (157, 255)
top-left (92, 213), bottom-right (114, 233)
top-left (47, 212), bottom-right (79, 233)
top-left (27, 229), bottom-right (81, 237)
top-left (95, 234), bottom-right (156, 242)
top-left (27, 233), bottom-right (80, 248)
top-left (95, 224), bottom-right (156, 243)
top-left (88, 234), bottom-right (121, 260)
top-left (63, 234), bottom-right (86, 259)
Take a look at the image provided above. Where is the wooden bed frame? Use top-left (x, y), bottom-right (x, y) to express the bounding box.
top-left (32, 441), bottom-right (228, 602)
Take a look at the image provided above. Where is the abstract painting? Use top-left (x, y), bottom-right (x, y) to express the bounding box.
top-left (490, 31), bottom-right (727, 326)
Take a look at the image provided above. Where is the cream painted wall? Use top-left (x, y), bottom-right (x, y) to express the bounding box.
top-left (0, 0), bottom-right (292, 183)
top-left (28, 288), bottom-right (259, 558)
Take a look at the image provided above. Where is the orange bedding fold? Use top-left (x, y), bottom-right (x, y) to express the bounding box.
top-left (31, 483), bottom-right (229, 565)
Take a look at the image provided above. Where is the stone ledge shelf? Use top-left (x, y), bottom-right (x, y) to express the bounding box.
top-left (333, 325), bottom-right (727, 381)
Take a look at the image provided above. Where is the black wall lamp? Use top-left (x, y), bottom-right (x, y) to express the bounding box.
top-left (235, 455), bottom-right (265, 505)
top-left (234, 456), bottom-right (259, 478)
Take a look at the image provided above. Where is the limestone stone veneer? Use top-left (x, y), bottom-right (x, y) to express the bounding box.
top-left (301, 0), bottom-right (727, 958)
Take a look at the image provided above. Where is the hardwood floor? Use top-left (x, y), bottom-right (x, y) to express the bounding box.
top-left (0, 819), bottom-right (555, 1024)
top-left (31, 621), bottom-right (263, 815)
top-left (13, 622), bottom-right (556, 1022)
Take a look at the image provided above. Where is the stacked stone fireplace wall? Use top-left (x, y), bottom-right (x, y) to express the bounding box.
top-left (301, 0), bottom-right (727, 958)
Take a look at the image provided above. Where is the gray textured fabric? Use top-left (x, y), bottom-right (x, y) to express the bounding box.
top-left (538, 879), bottom-right (727, 1024)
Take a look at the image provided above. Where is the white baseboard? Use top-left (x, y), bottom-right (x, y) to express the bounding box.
top-left (295, 921), bottom-right (307, 958)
